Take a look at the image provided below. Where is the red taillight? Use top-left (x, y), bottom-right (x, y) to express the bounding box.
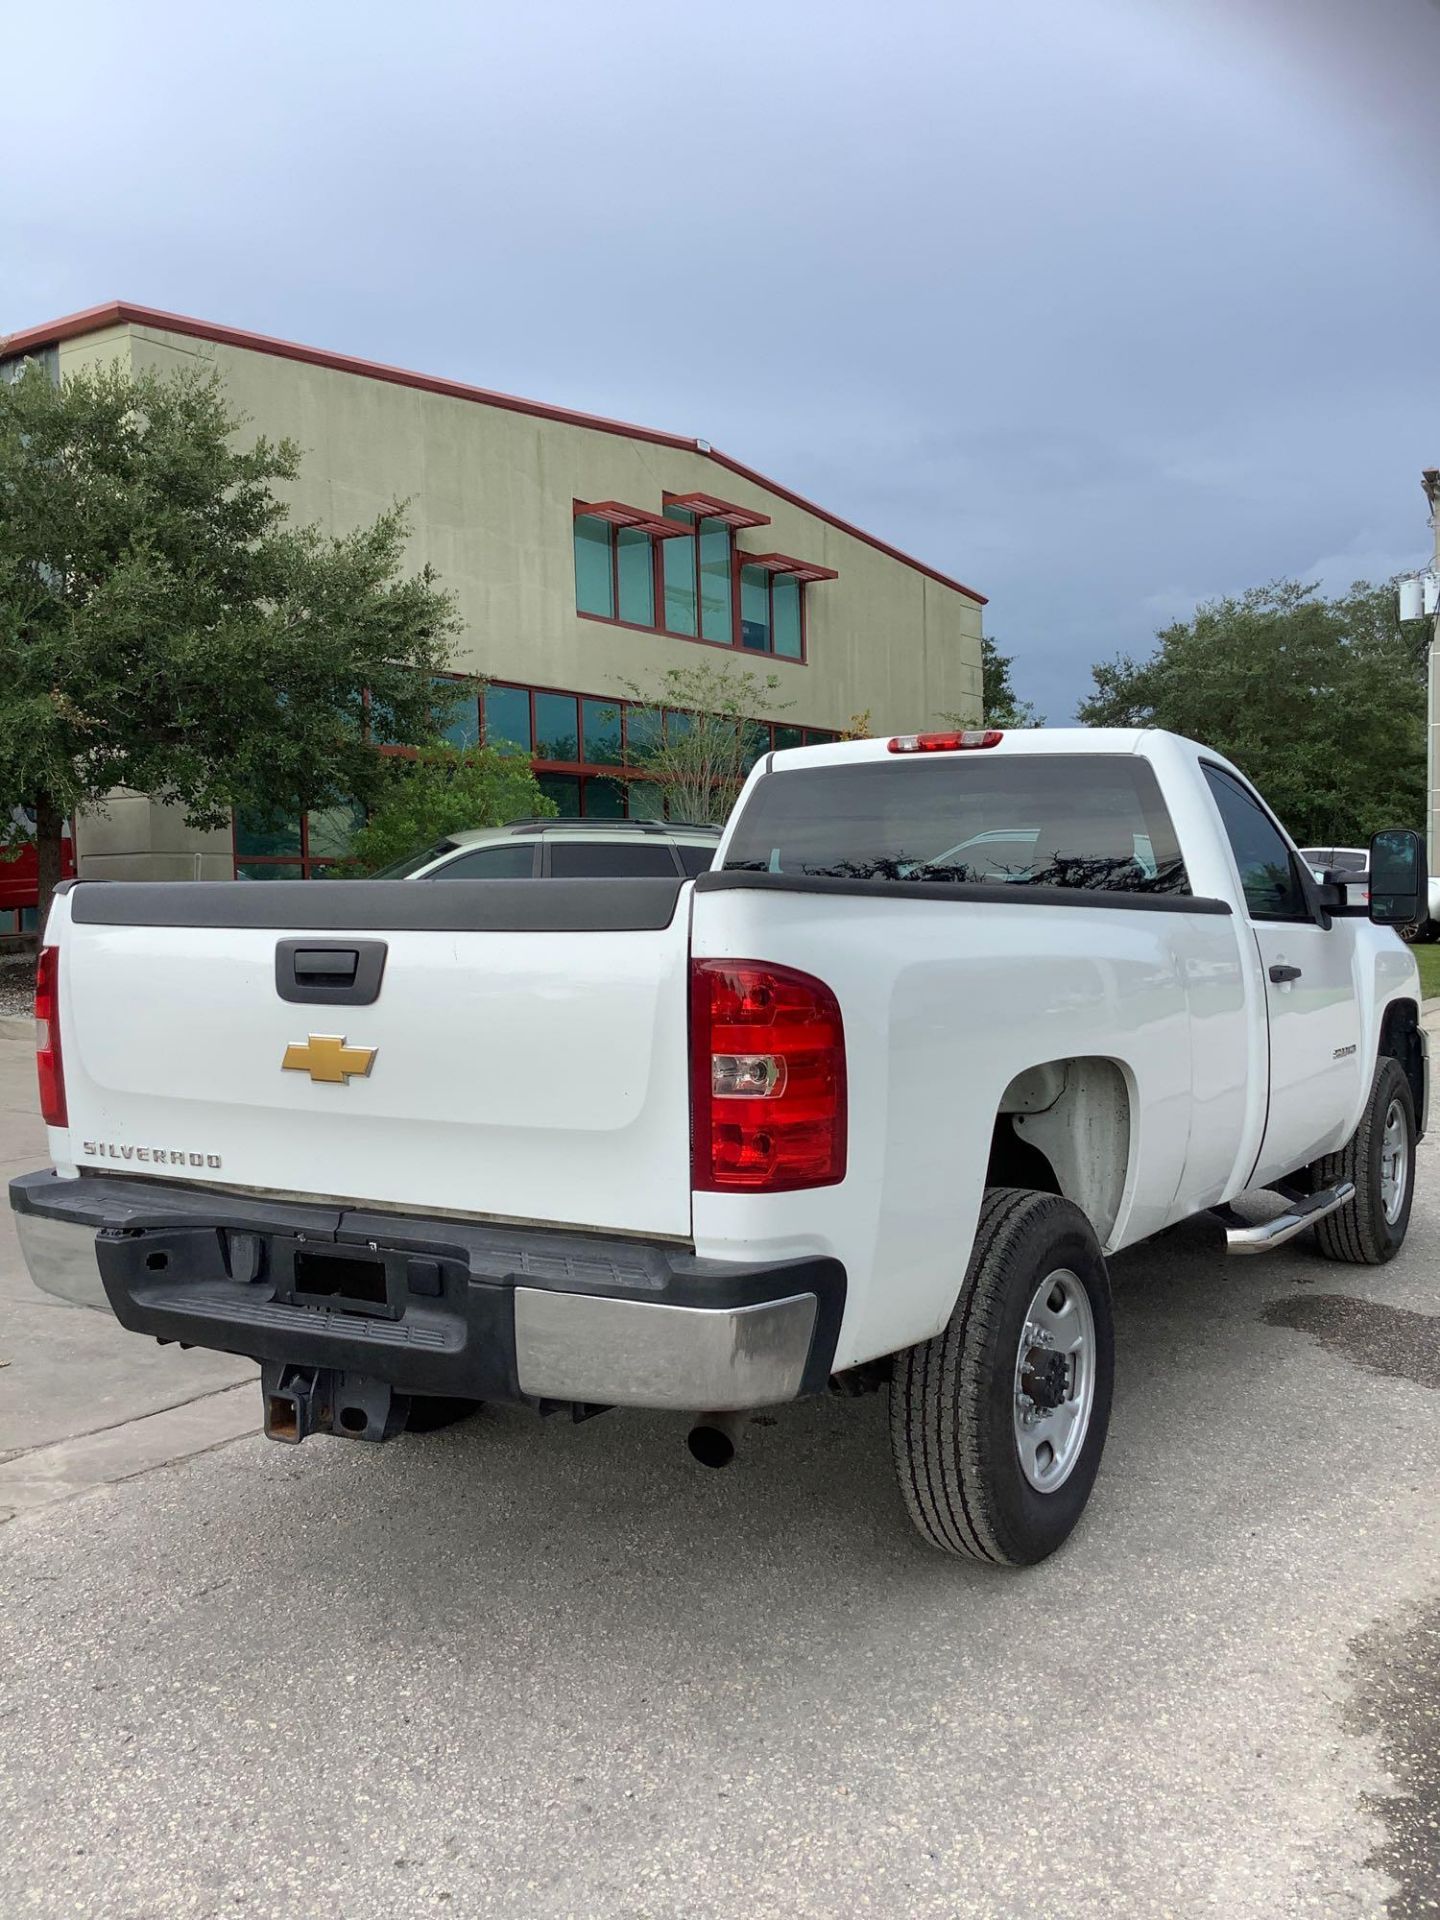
top-left (35, 944), bottom-right (67, 1127)
top-left (690, 960), bottom-right (846, 1192)
top-left (887, 729), bottom-right (1004, 753)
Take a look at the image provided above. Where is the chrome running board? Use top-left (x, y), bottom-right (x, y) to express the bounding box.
top-left (1219, 1181), bottom-right (1356, 1255)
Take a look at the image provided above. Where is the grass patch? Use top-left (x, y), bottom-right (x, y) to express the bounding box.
top-left (1413, 943), bottom-right (1440, 1001)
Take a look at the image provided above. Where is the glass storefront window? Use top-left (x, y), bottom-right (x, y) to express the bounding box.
top-left (432, 677), bottom-right (480, 747)
top-left (534, 692), bottom-right (579, 762)
top-left (484, 685), bottom-right (532, 752)
top-left (584, 777), bottom-right (628, 818)
top-left (582, 698), bottom-right (623, 765)
top-left (306, 803), bottom-right (365, 862)
top-left (537, 772), bottom-right (581, 816)
top-left (627, 706), bottom-right (662, 757)
top-left (235, 810), bottom-right (301, 857)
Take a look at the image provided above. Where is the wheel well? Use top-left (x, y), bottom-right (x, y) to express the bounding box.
top-left (986, 1057), bottom-right (1133, 1244)
top-left (1379, 999), bottom-right (1425, 1137)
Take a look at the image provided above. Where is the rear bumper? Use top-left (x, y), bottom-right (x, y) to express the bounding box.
top-left (8, 1170), bottom-right (844, 1412)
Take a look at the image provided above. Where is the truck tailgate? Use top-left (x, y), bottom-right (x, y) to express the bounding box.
top-left (53, 879), bottom-right (693, 1239)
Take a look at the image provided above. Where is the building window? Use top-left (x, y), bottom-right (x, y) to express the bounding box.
top-left (433, 676), bottom-right (480, 747)
top-left (739, 566), bottom-right (807, 659)
top-left (234, 803), bottom-right (363, 879)
top-left (573, 513), bottom-right (664, 626)
top-left (660, 507), bottom-right (739, 645)
top-left (233, 680), bottom-right (841, 868)
top-left (575, 496), bottom-right (830, 660)
top-left (1, 345), bottom-right (59, 386)
top-left (479, 680), bottom-right (840, 821)
top-left (484, 683), bottom-right (532, 752)
top-left (574, 515), bottom-right (616, 619)
top-left (533, 690), bottom-right (579, 762)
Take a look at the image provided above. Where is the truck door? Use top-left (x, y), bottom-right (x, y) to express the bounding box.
top-left (1201, 765), bottom-right (1365, 1187)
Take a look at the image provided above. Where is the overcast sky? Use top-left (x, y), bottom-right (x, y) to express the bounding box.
top-left (4, 0), bottom-right (1438, 719)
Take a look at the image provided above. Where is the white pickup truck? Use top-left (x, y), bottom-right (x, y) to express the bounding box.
top-left (10, 728), bottom-right (1429, 1565)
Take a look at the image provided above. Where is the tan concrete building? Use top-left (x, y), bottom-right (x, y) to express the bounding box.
top-left (1, 302), bottom-right (986, 881)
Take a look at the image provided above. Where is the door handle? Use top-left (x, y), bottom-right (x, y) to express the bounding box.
top-left (1269, 964), bottom-right (1302, 984)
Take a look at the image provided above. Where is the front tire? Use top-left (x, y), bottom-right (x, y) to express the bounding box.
top-left (889, 1188), bottom-right (1115, 1566)
top-left (1309, 1056), bottom-right (1416, 1265)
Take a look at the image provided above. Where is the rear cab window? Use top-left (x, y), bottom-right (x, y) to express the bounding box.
top-left (722, 754), bottom-right (1191, 896)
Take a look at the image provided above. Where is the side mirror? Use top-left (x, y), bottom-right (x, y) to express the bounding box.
top-left (1368, 828), bottom-right (1425, 926)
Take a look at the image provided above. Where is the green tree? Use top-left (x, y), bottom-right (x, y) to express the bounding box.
top-left (343, 744), bottom-right (555, 872)
top-left (617, 662), bottom-right (791, 824)
top-left (1078, 579), bottom-right (1423, 845)
top-left (0, 357), bottom-right (459, 923)
top-left (981, 636), bottom-right (1044, 728)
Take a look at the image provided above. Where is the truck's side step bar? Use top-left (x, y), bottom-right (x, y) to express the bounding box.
top-left (1216, 1181), bottom-right (1356, 1256)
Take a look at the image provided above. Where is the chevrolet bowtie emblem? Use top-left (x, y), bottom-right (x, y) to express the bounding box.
top-left (281, 1034), bottom-right (378, 1085)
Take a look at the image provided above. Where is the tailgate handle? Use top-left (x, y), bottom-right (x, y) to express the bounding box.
top-left (295, 949), bottom-right (358, 980)
top-left (275, 938), bottom-right (387, 1006)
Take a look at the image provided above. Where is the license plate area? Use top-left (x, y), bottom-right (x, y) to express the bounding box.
top-left (274, 1240), bottom-right (403, 1320)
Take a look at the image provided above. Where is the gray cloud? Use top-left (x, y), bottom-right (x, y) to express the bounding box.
top-left (3, 0), bottom-right (1437, 718)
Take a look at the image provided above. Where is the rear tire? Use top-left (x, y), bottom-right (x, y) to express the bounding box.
top-left (889, 1188), bottom-right (1115, 1566)
top-left (403, 1395), bottom-right (484, 1434)
top-left (1309, 1056), bottom-right (1415, 1265)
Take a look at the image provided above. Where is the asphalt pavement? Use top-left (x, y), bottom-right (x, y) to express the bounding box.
top-left (1, 1012), bottom-right (1438, 1919)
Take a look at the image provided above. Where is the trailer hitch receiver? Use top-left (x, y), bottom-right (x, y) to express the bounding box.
top-left (261, 1362), bottom-right (409, 1444)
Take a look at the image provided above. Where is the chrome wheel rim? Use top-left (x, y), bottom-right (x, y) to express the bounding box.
top-left (1380, 1098), bottom-right (1409, 1226)
top-left (1012, 1268), bottom-right (1097, 1494)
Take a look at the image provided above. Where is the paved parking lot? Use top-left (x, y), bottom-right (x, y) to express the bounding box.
top-left (1, 1012), bottom-right (1437, 1919)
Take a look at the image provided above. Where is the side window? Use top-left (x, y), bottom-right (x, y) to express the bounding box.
top-left (548, 842), bottom-right (682, 878)
top-left (1201, 767), bottom-right (1308, 920)
top-left (675, 844), bottom-right (718, 877)
top-left (429, 844), bottom-right (537, 880)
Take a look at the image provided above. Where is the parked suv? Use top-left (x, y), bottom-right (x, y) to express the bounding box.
top-left (376, 818), bottom-right (722, 882)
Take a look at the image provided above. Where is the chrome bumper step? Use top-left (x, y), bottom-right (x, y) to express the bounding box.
top-left (1217, 1181), bottom-right (1355, 1255)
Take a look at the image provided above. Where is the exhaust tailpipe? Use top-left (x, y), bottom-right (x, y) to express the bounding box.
top-left (687, 1410), bottom-right (748, 1469)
